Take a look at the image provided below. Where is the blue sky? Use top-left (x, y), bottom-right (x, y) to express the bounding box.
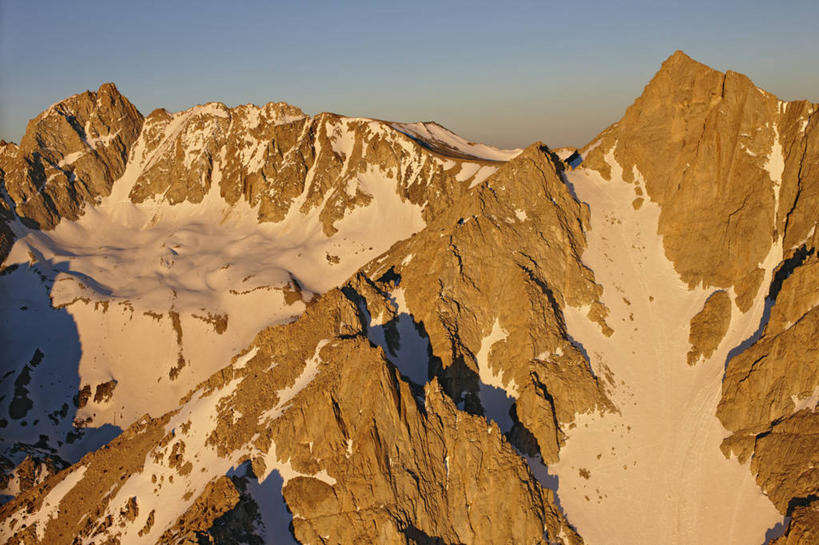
top-left (1, 0), bottom-right (817, 148)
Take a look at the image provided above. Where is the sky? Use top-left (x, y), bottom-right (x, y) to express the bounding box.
top-left (1, 0), bottom-right (818, 149)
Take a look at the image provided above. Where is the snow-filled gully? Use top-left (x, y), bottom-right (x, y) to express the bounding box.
top-left (548, 156), bottom-right (783, 545)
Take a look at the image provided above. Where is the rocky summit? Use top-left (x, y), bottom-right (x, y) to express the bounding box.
top-left (0, 51), bottom-right (817, 545)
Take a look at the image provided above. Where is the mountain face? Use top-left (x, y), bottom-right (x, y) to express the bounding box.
top-left (0, 51), bottom-right (817, 545)
top-left (0, 83), bottom-right (144, 231)
top-left (0, 87), bottom-right (509, 468)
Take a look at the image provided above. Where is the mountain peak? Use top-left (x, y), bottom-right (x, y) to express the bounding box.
top-left (1, 55), bottom-right (818, 545)
top-left (581, 51), bottom-right (817, 310)
top-left (94, 82), bottom-right (129, 104)
top-left (96, 81), bottom-right (120, 94)
top-left (7, 82), bottom-right (144, 228)
top-left (663, 49), bottom-right (704, 68)
top-left (649, 51), bottom-right (763, 103)
top-left (35, 82), bottom-right (134, 125)
top-left (646, 50), bottom-right (723, 97)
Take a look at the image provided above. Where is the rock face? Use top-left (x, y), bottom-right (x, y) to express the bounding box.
top-left (345, 144), bottom-right (612, 464)
top-left (0, 85), bottom-right (513, 498)
top-left (0, 84), bottom-right (144, 229)
top-left (584, 50), bottom-right (818, 311)
top-left (686, 290), bottom-right (732, 365)
top-left (1, 52), bottom-right (818, 545)
top-left (0, 143), bottom-right (18, 261)
top-left (771, 499), bottom-right (819, 545)
top-left (0, 289), bottom-right (581, 545)
top-left (0, 219), bottom-right (13, 264)
top-left (125, 102), bottom-right (503, 233)
top-left (0, 456), bottom-right (66, 503)
top-left (717, 228), bottom-right (819, 531)
top-left (582, 51), bottom-right (818, 543)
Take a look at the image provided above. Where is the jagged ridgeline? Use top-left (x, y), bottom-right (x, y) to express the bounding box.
top-left (0, 51), bottom-right (817, 544)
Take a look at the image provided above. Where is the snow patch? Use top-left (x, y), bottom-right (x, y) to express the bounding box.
top-left (2, 117), bottom-right (426, 435)
top-left (764, 122), bottom-right (785, 217)
top-left (467, 166), bottom-right (498, 188)
top-left (475, 319), bottom-right (518, 433)
top-left (0, 465), bottom-right (88, 540)
top-left (261, 340), bottom-right (329, 426)
top-left (233, 347), bottom-right (259, 370)
top-left (476, 319), bottom-right (512, 392)
top-left (456, 163), bottom-right (481, 182)
top-left (791, 386), bottom-right (819, 412)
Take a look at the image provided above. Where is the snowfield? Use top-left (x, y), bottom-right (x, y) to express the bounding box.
top-left (0, 110), bottom-right (429, 469)
top-left (550, 150), bottom-right (783, 545)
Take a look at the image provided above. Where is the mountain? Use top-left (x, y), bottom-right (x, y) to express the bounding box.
top-left (574, 51), bottom-right (819, 545)
top-left (0, 51), bottom-right (817, 545)
top-left (0, 87), bottom-right (513, 464)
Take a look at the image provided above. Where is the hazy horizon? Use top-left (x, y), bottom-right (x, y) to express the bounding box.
top-left (2, 0), bottom-right (818, 149)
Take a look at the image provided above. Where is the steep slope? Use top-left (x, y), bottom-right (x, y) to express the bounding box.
top-left (2, 51), bottom-right (818, 545)
top-left (583, 50), bottom-right (817, 311)
top-left (552, 151), bottom-right (781, 544)
top-left (0, 87), bottom-right (519, 498)
top-left (717, 226), bottom-right (819, 543)
top-left (0, 84), bottom-right (144, 230)
top-left (344, 143), bottom-right (613, 466)
top-left (563, 51), bottom-right (819, 544)
top-left (0, 146), bottom-right (593, 545)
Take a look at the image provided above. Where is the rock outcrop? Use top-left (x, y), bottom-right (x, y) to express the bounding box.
top-left (581, 50), bottom-right (819, 543)
top-left (1, 82), bottom-right (586, 544)
top-left (771, 499), bottom-right (819, 545)
top-left (0, 84), bottom-right (516, 494)
top-left (126, 102), bottom-right (502, 233)
top-left (0, 84), bottom-right (144, 229)
top-left (718, 229), bottom-right (819, 535)
top-left (686, 290), bottom-right (732, 365)
top-left (0, 456), bottom-right (66, 504)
